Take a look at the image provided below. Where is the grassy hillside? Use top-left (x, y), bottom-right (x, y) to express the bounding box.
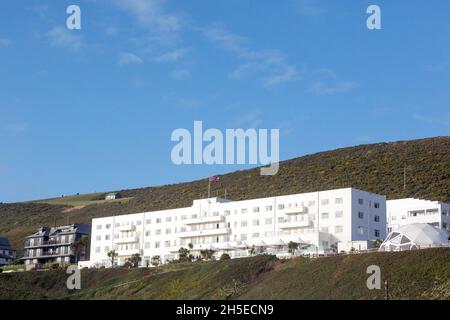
top-left (0, 248), bottom-right (449, 300)
top-left (1, 136), bottom-right (449, 257)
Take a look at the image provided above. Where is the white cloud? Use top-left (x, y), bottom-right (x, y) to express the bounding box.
top-left (171, 68), bottom-right (191, 79)
top-left (118, 52), bottom-right (144, 66)
top-left (46, 26), bottom-right (83, 50)
top-left (105, 26), bottom-right (119, 36)
top-left (295, 0), bottom-right (323, 16)
top-left (0, 38), bottom-right (11, 47)
top-left (113, 0), bottom-right (181, 36)
top-left (204, 23), bottom-right (298, 87)
top-left (308, 81), bottom-right (357, 95)
top-left (263, 66), bottom-right (298, 87)
top-left (155, 47), bottom-right (190, 62)
top-left (4, 123), bottom-right (27, 134)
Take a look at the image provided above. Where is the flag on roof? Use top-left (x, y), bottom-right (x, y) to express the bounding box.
top-left (209, 176), bottom-right (220, 182)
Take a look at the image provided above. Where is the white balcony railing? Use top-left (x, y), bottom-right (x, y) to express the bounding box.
top-left (280, 206), bottom-right (308, 215)
top-left (178, 227), bottom-right (231, 238)
top-left (115, 224), bottom-right (136, 232)
top-left (183, 215), bottom-right (225, 225)
top-left (278, 220), bottom-right (311, 229)
top-left (114, 236), bottom-right (139, 244)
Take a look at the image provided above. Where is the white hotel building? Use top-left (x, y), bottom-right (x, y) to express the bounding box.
top-left (386, 198), bottom-right (450, 235)
top-left (87, 188), bottom-right (386, 267)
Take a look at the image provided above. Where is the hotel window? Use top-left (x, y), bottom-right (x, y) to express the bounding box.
top-left (335, 211), bottom-right (343, 218)
top-left (156, 218), bottom-right (161, 223)
top-left (391, 216), bottom-right (397, 221)
top-left (265, 218), bottom-right (273, 225)
top-left (265, 205), bottom-right (273, 211)
top-left (95, 247), bottom-right (101, 253)
top-left (165, 228), bottom-right (171, 234)
top-left (224, 210), bottom-right (231, 216)
top-left (374, 229), bottom-right (380, 237)
top-left (166, 217), bottom-right (171, 222)
top-left (106, 224), bottom-right (111, 229)
top-left (321, 199), bottom-right (329, 206)
top-left (335, 198), bottom-right (343, 204)
top-left (253, 219), bottom-right (260, 226)
top-left (265, 231), bottom-right (274, 237)
top-left (104, 246), bottom-right (110, 253)
top-left (155, 229), bottom-right (161, 235)
top-left (181, 215), bottom-right (187, 220)
top-left (96, 235), bottom-right (101, 241)
top-left (241, 208), bottom-right (248, 214)
top-left (358, 198), bottom-right (364, 205)
top-left (357, 226), bottom-right (364, 235)
top-left (96, 225), bottom-right (102, 230)
top-left (145, 242), bottom-right (150, 249)
top-left (105, 235), bottom-right (110, 240)
top-left (241, 221), bottom-right (248, 227)
top-left (374, 215), bottom-right (380, 222)
top-left (136, 220), bottom-right (142, 225)
top-left (320, 227), bottom-right (329, 233)
top-left (145, 231), bottom-right (151, 237)
top-left (358, 212), bottom-right (364, 219)
top-left (155, 242), bottom-right (160, 249)
top-left (308, 201), bottom-right (315, 207)
top-left (278, 204), bottom-right (285, 210)
top-left (253, 207), bottom-right (260, 213)
top-left (252, 233), bottom-right (260, 238)
top-left (115, 223), bottom-right (120, 227)
top-left (374, 202), bottom-right (380, 209)
top-left (321, 212), bottom-right (329, 219)
top-left (335, 226), bottom-right (343, 233)
top-left (114, 233), bottom-right (119, 239)
top-left (213, 211), bottom-right (219, 216)
top-left (165, 241), bottom-right (171, 247)
top-left (241, 234), bottom-right (248, 241)
top-left (145, 219), bottom-right (151, 224)
top-left (277, 217), bottom-right (284, 223)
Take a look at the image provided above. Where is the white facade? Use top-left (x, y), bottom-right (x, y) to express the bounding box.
top-left (386, 198), bottom-right (450, 235)
top-left (88, 188), bottom-right (386, 267)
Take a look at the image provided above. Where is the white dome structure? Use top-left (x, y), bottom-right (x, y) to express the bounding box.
top-left (379, 223), bottom-right (449, 252)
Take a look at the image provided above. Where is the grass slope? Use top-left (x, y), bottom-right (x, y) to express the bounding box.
top-left (0, 248), bottom-right (448, 300)
top-left (1, 136), bottom-right (449, 258)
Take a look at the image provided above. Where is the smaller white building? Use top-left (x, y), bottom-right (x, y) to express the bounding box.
top-left (386, 198), bottom-right (450, 236)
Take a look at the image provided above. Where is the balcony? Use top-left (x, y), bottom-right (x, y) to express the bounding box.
top-left (115, 224), bottom-right (136, 232)
top-left (183, 215), bottom-right (225, 225)
top-left (113, 236), bottom-right (139, 244)
top-left (280, 206), bottom-right (308, 215)
top-left (24, 239), bottom-right (73, 248)
top-left (178, 227), bottom-right (231, 238)
top-left (279, 219), bottom-right (311, 229)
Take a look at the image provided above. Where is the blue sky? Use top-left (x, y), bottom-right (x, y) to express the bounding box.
top-left (0, 0), bottom-right (449, 202)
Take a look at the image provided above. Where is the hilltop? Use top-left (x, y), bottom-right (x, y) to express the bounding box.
top-left (0, 248), bottom-right (449, 300)
top-left (0, 136), bottom-right (449, 257)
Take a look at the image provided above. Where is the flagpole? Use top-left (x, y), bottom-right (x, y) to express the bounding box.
top-left (208, 177), bottom-right (211, 198)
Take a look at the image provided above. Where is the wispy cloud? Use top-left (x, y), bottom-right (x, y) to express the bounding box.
top-left (113, 0), bottom-right (182, 44)
top-left (0, 38), bottom-right (11, 47)
top-left (46, 26), bottom-right (83, 50)
top-left (4, 123), bottom-right (27, 135)
top-left (413, 113), bottom-right (450, 126)
top-left (308, 81), bottom-right (357, 95)
top-left (118, 52), bottom-right (144, 66)
top-left (234, 110), bottom-right (263, 128)
top-left (204, 23), bottom-right (298, 87)
top-left (425, 59), bottom-right (450, 72)
top-left (171, 68), bottom-right (191, 79)
top-left (105, 26), bottom-right (119, 37)
top-left (295, 0), bottom-right (324, 16)
top-left (155, 47), bottom-right (190, 62)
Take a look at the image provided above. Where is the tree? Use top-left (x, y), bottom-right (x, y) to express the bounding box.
top-left (70, 236), bottom-right (90, 263)
top-left (288, 241), bottom-right (299, 255)
top-left (248, 245), bottom-right (256, 256)
top-left (200, 249), bottom-right (215, 261)
top-left (127, 253), bottom-right (142, 268)
top-left (107, 250), bottom-right (118, 267)
top-left (178, 247), bottom-right (192, 262)
top-left (220, 253), bottom-right (231, 261)
top-left (123, 261), bottom-right (133, 268)
top-left (151, 255), bottom-right (161, 267)
top-left (330, 243), bottom-right (338, 254)
top-left (188, 243), bottom-right (193, 250)
top-left (372, 239), bottom-right (383, 249)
